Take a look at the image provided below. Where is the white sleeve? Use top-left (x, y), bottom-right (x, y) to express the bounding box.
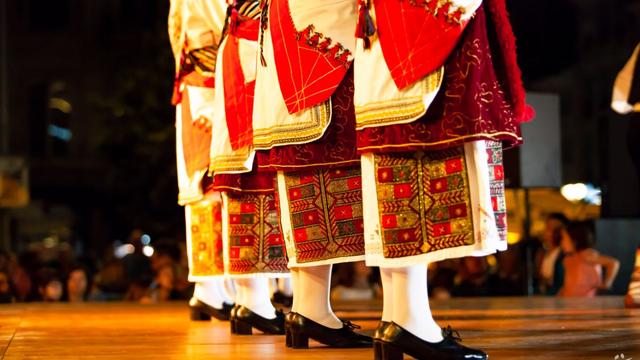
top-left (612, 43), bottom-right (640, 115)
top-left (184, 0), bottom-right (228, 50)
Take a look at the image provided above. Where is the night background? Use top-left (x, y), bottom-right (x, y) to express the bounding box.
top-left (1, 0), bottom-right (639, 298)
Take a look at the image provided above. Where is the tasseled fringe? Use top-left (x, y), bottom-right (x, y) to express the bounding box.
top-left (356, 0), bottom-right (376, 50)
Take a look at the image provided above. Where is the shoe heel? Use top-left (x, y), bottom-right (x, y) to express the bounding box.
top-left (234, 320), bottom-right (253, 335)
top-left (290, 330), bottom-right (309, 349)
top-left (190, 308), bottom-right (211, 321)
top-left (230, 318), bottom-right (237, 334)
top-left (377, 341), bottom-right (403, 360)
top-left (373, 341), bottom-right (382, 360)
top-left (285, 327), bottom-right (292, 348)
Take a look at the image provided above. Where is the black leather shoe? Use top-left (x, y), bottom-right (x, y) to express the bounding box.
top-left (189, 299), bottom-right (234, 321)
top-left (287, 312), bottom-right (372, 349)
top-left (374, 322), bottom-right (487, 360)
top-left (272, 291), bottom-right (293, 307)
top-left (373, 321), bottom-right (391, 360)
top-left (229, 304), bottom-right (241, 334)
top-left (232, 305), bottom-right (286, 335)
top-left (284, 312), bottom-right (296, 347)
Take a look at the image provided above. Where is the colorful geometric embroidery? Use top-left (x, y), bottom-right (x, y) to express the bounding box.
top-left (284, 167), bottom-right (365, 264)
top-left (486, 141), bottom-right (507, 242)
top-left (227, 193), bottom-right (289, 275)
top-left (190, 201), bottom-right (225, 277)
top-left (374, 148), bottom-right (475, 258)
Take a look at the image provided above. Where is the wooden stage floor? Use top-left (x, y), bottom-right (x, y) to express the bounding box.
top-left (1, 297), bottom-right (639, 359)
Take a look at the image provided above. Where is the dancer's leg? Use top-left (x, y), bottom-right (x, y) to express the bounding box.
top-left (235, 278), bottom-right (277, 319)
top-left (380, 268), bottom-right (393, 322)
top-left (294, 265), bottom-right (342, 329)
top-left (278, 277), bottom-right (294, 297)
top-left (192, 280), bottom-right (225, 309)
top-left (391, 265), bottom-right (443, 343)
top-left (290, 268), bottom-right (300, 313)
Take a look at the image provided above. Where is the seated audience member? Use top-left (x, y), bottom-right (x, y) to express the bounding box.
top-left (0, 271), bottom-right (14, 303)
top-left (331, 261), bottom-right (379, 301)
top-left (559, 222), bottom-right (620, 297)
top-left (90, 258), bottom-right (129, 301)
top-left (452, 257), bottom-right (491, 297)
top-left (428, 261), bottom-right (457, 299)
top-left (538, 213), bottom-right (569, 295)
top-left (66, 266), bottom-right (89, 303)
top-left (488, 247), bottom-right (525, 296)
top-left (38, 270), bottom-right (64, 302)
top-left (140, 265), bottom-right (181, 304)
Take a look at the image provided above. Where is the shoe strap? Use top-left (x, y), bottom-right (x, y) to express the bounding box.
top-left (442, 325), bottom-right (463, 342)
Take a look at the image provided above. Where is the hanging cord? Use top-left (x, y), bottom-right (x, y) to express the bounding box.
top-left (258, 0), bottom-right (269, 66)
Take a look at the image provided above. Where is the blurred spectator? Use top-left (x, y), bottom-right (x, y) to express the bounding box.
top-left (140, 265), bottom-right (181, 303)
top-left (488, 247), bottom-right (525, 296)
top-left (558, 222), bottom-right (620, 297)
top-left (150, 239), bottom-right (190, 298)
top-left (331, 261), bottom-right (380, 301)
top-left (452, 257), bottom-right (491, 297)
top-left (89, 256), bottom-right (128, 301)
top-left (0, 250), bottom-right (30, 301)
top-left (538, 213), bottom-right (569, 295)
top-left (122, 229), bottom-right (153, 285)
top-left (428, 261), bottom-right (457, 299)
top-left (37, 269), bottom-right (63, 302)
top-left (66, 266), bottom-right (89, 303)
top-left (0, 271), bottom-right (14, 303)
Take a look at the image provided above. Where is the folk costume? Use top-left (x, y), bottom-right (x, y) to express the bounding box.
top-left (171, 0), bottom-right (289, 326)
top-left (250, 0), bottom-right (373, 348)
top-left (352, 0), bottom-right (533, 358)
top-left (169, 0), bottom-right (236, 321)
top-left (206, 0), bottom-right (290, 334)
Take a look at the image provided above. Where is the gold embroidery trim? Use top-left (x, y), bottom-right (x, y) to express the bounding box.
top-left (257, 159), bottom-right (360, 170)
top-left (209, 150), bottom-right (254, 175)
top-left (252, 100), bottom-right (332, 149)
top-left (215, 186), bottom-right (275, 193)
top-left (355, 67), bottom-right (443, 130)
top-left (358, 132), bottom-right (522, 152)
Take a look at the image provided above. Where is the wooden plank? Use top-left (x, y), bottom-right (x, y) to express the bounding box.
top-left (1, 297), bottom-right (639, 359)
top-left (0, 305), bottom-right (23, 357)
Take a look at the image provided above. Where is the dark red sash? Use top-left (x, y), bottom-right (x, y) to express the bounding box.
top-left (223, 15), bottom-right (259, 151)
top-left (374, 0), bottom-right (471, 90)
top-left (270, 0), bottom-right (352, 114)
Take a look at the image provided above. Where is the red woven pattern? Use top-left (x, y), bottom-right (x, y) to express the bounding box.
top-left (374, 148), bottom-right (475, 259)
top-left (486, 141), bottom-right (507, 243)
top-left (284, 166), bottom-right (365, 264)
top-left (227, 192), bottom-right (289, 275)
top-left (190, 200), bottom-right (225, 277)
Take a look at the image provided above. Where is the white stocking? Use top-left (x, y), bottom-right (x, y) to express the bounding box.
top-left (290, 268), bottom-right (300, 313)
top-left (278, 277), bottom-right (294, 297)
top-left (235, 278), bottom-right (277, 319)
top-left (380, 267), bottom-right (393, 322)
top-left (234, 279), bottom-right (245, 306)
top-left (392, 265), bottom-right (443, 343)
top-left (221, 279), bottom-right (236, 305)
top-left (295, 265), bottom-right (342, 329)
top-left (192, 280), bottom-right (225, 309)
